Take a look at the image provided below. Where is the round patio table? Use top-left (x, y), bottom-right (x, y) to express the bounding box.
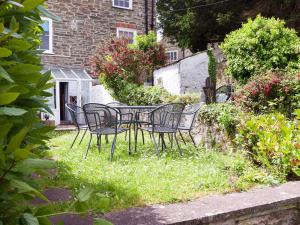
top-left (113, 105), bottom-right (159, 151)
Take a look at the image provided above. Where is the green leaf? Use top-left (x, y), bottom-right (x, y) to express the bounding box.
top-left (7, 39), bottom-right (32, 51)
top-left (93, 218), bottom-right (114, 225)
top-left (18, 158), bottom-right (56, 170)
top-left (1, 28), bottom-right (22, 41)
top-left (0, 66), bottom-right (14, 82)
top-left (0, 48), bottom-right (12, 57)
top-left (38, 217), bottom-right (51, 225)
top-left (37, 5), bottom-right (61, 22)
top-left (8, 1), bottom-right (24, 8)
top-left (74, 201), bottom-right (89, 213)
top-left (0, 122), bottom-right (12, 140)
top-left (37, 71), bottom-right (52, 88)
top-left (22, 213), bottom-right (39, 225)
top-left (22, 0), bottom-right (44, 11)
top-left (0, 84), bottom-right (16, 93)
top-left (10, 180), bottom-right (48, 201)
top-left (35, 206), bottom-right (52, 217)
top-left (0, 60), bottom-right (18, 66)
top-left (0, 23), bottom-right (4, 33)
top-left (0, 107), bottom-right (27, 116)
top-left (77, 186), bottom-right (94, 202)
top-left (0, 92), bottom-right (19, 105)
top-left (7, 127), bottom-right (30, 152)
top-left (9, 17), bottom-right (19, 31)
top-left (8, 64), bottom-right (42, 82)
top-left (13, 147), bottom-right (31, 160)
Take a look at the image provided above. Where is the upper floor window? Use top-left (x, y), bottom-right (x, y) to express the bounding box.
top-left (39, 17), bottom-right (53, 54)
top-left (166, 51), bottom-right (178, 63)
top-left (117, 28), bottom-right (137, 44)
top-left (112, 0), bottom-right (132, 9)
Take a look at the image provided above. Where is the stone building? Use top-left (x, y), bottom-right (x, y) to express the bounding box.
top-left (41, 0), bottom-right (155, 125)
top-left (160, 37), bottom-right (192, 64)
top-left (42, 0), bottom-right (155, 70)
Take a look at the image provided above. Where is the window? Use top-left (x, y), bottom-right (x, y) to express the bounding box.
top-left (166, 51), bottom-right (178, 62)
top-left (112, 0), bottom-right (132, 9)
top-left (39, 17), bottom-right (53, 53)
top-left (116, 28), bottom-right (137, 44)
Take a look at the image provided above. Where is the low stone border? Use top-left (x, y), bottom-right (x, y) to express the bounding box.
top-left (104, 181), bottom-right (300, 225)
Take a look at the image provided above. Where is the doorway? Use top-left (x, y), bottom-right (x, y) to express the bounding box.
top-left (59, 82), bottom-right (68, 123)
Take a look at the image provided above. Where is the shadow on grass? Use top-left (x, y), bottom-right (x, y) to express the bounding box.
top-left (42, 130), bottom-right (278, 225)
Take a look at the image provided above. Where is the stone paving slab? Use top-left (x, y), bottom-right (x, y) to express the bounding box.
top-left (32, 187), bottom-right (72, 205)
top-left (51, 214), bottom-right (93, 225)
top-left (103, 181), bottom-right (300, 225)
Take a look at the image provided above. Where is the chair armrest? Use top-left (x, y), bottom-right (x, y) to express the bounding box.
top-left (119, 112), bottom-right (134, 122)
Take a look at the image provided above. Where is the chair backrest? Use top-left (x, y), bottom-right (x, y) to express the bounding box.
top-left (83, 103), bottom-right (119, 132)
top-left (150, 103), bottom-right (185, 129)
top-left (180, 103), bottom-right (203, 129)
top-left (106, 101), bottom-right (129, 114)
top-left (65, 103), bottom-right (85, 129)
top-left (216, 85), bottom-right (233, 103)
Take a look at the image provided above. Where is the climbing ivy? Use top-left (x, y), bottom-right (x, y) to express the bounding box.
top-left (207, 48), bottom-right (217, 82)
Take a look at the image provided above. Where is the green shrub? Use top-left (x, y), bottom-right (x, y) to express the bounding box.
top-left (0, 1), bottom-right (58, 224)
top-left (236, 111), bottom-right (300, 179)
top-left (221, 15), bottom-right (300, 82)
top-left (233, 71), bottom-right (300, 117)
top-left (197, 103), bottom-right (242, 136)
top-left (103, 77), bottom-right (201, 106)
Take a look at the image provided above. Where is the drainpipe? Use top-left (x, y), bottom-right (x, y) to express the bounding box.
top-left (145, 0), bottom-right (149, 34)
top-left (150, 0), bottom-right (155, 30)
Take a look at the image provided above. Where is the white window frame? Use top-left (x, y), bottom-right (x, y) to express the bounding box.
top-left (166, 50), bottom-right (178, 62)
top-left (39, 17), bottom-right (53, 54)
top-left (112, 0), bottom-right (132, 10)
top-left (116, 27), bottom-right (137, 44)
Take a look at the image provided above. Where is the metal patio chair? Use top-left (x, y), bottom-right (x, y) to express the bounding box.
top-left (65, 103), bottom-right (88, 148)
top-left (216, 84), bottom-right (233, 103)
top-left (136, 103), bottom-right (185, 157)
top-left (82, 103), bottom-right (131, 161)
top-left (178, 103), bottom-right (202, 147)
top-left (106, 101), bottom-right (134, 141)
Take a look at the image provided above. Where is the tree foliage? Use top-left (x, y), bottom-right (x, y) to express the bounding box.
top-left (0, 1), bottom-right (58, 224)
top-left (221, 16), bottom-right (300, 82)
top-left (157, 0), bottom-right (300, 52)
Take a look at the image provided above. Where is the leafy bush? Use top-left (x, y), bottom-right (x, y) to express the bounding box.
top-left (233, 71), bottom-right (300, 117)
top-left (236, 111), bottom-right (300, 179)
top-left (130, 31), bottom-right (167, 71)
top-left (93, 34), bottom-right (168, 105)
top-left (0, 1), bottom-right (58, 224)
top-left (95, 35), bottom-right (200, 105)
top-left (221, 15), bottom-right (300, 82)
top-left (197, 103), bottom-right (242, 136)
top-left (103, 79), bottom-right (200, 106)
top-left (94, 38), bottom-right (150, 84)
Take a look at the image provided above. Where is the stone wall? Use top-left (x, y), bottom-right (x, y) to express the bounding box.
top-left (104, 181), bottom-right (300, 225)
top-left (192, 119), bottom-right (233, 151)
top-left (42, 0), bottom-right (154, 71)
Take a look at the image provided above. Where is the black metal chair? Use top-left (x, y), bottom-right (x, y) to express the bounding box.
top-left (216, 85), bottom-right (233, 103)
top-left (136, 103), bottom-right (185, 156)
top-left (82, 103), bottom-right (131, 161)
top-left (178, 103), bottom-right (202, 147)
top-left (106, 101), bottom-right (134, 141)
top-left (65, 103), bottom-right (88, 148)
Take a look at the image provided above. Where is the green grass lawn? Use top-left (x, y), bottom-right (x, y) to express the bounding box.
top-left (44, 131), bottom-right (278, 213)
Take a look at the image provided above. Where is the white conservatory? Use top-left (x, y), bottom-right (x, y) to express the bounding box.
top-left (42, 67), bottom-right (93, 126)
